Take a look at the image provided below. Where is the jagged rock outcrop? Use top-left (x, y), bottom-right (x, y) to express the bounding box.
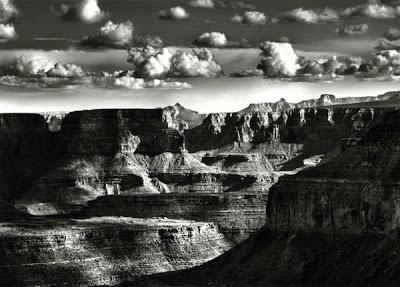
top-left (163, 103), bottom-right (207, 130)
top-left (0, 217), bottom-right (233, 286)
top-left (41, 112), bottom-right (68, 132)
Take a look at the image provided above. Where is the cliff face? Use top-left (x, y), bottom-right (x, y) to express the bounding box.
top-left (267, 108), bottom-right (400, 232)
top-left (61, 109), bottom-right (183, 156)
top-left (0, 114), bottom-right (59, 215)
top-left (185, 107), bottom-right (374, 158)
top-left (0, 217), bottom-right (232, 286)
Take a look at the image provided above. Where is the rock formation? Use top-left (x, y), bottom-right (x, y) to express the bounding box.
top-left (127, 106), bottom-right (400, 287)
top-left (0, 217), bottom-right (232, 286)
top-left (267, 108), bottom-right (400, 232)
top-left (2, 94), bottom-right (400, 286)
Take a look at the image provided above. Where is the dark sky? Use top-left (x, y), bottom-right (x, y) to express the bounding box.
top-left (5, 0), bottom-right (397, 55)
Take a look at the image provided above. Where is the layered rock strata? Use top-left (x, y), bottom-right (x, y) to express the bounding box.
top-left (267, 108), bottom-right (400, 232)
top-left (84, 193), bottom-right (266, 243)
top-left (0, 217), bottom-right (232, 286)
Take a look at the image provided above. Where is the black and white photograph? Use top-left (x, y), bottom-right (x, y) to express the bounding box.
top-left (1, 0), bottom-right (400, 286)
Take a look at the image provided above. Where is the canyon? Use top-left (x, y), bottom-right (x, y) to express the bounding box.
top-left (1, 92), bottom-right (400, 286)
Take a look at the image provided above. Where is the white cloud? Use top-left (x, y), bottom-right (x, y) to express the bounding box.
top-left (189, 0), bottom-right (214, 9)
top-left (194, 32), bottom-right (228, 47)
top-left (0, 0), bottom-right (18, 23)
top-left (335, 24), bottom-right (369, 36)
top-left (341, 0), bottom-right (400, 19)
top-left (54, 0), bottom-right (106, 23)
top-left (127, 46), bottom-right (223, 78)
top-left (128, 46), bottom-right (173, 78)
top-left (94, 72), bottom-right (192, 89)
top-left (0, 23), bottom-right (16, 42)
top-left (231, 11), bottom-right (267, 25)
top-left (299, 56), bottom-right (362, 76)
top-left (258, 41), bottom-right (300, 77)
top-left (361, 49), bottom-right (400, 76)
top-left (231, 14), bottom-right (243, 23)
top-left (158, 6), bottom-right (189, 20)
top-left (46, 63), bottom-right (87, 78)
top-left (80, 20), bottom-right (133, 48)
top-left (0, 55), bottom-right (55, 76)
top-left (0, 54), bottom-right (90, 79)
top-left (280, 7), bottom-right (339, 23)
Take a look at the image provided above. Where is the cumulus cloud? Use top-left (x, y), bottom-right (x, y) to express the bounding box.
top-left (53, 0), bottom-right (107, 23)
top-left (299, 56), bottom-right (362, 76)
top-left (158, 6), bottom-right (189, 20)
top-left (93, 71), bottom-right (192, 89)
top-left (341, 0), bottom-right (400, 19)
top-left (0, 54), bottom-right (192, 90)
top-left (79, 20), bottom-right (163, 48)
top-left (127, 46), bottom-right (223, 78)
top-left (231, 42), bottom-right (366, 81)
top-left (0, 55), bottom-right (88, 79)
top-left (0, 55), bottom-right (55, 76)
top-left (46, 63), bottom-right (87, 78)
top-left (384, 27), bottom-right (400, 41)
top-left (194, 32), bottom-right (228, 47)
top-left (257, 41), bottom-right (300, 77)
top-left (193, 31), bottom-right (250, 48)
top-left (80, 20), bottom-right (133, 48)
top-left (335, 23), bottom-right (369, 36)
top-left (0, 23), bottom-right (16, 42)
top-left (231, 11), bottom-right (267, 25)
top-left (359, 49), bottom-right (400, 77)
top-left (230, 38), bottom-right (400, 81)
top-left (280, 7), bottom-right (339, 23)
top-left (188, 0), bottom-right (214, 9)
top-left (0, 0), bottom-right (18, 23)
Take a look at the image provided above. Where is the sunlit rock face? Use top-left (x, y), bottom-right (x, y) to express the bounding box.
top-left (0, 217), bottom-right (233, 286)
top-left (267, 108), bottom-right (400, 233)
top-left (84, 193), bottom-right (266, 243)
